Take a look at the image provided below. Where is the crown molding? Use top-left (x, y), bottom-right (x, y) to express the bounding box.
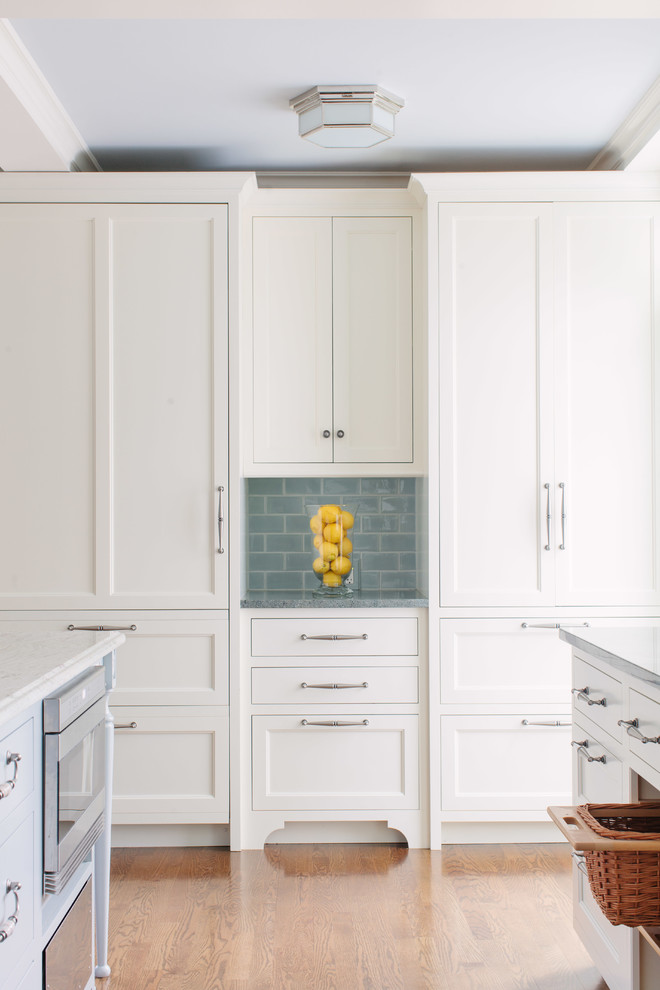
top-left (0, 19), bottom-right (99, 171)
top-left (588, 73), bottom-right (660, 171)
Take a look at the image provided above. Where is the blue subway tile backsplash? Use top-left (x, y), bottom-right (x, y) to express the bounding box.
top-left (246, 478), bottom-right (419, 592)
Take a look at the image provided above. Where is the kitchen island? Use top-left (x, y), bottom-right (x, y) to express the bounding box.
top-left (559, 625), bottom-right (660, 990)
top-left (0, 630), bottom-right (124, 990)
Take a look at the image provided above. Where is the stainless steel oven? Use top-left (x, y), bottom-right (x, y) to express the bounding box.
top-left (43, 667), bottom-right (107, 895)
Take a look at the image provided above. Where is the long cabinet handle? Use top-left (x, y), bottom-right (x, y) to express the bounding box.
top-left (0, 752), bottom-right (21, 800)
top-left (300, 634), bottom-right (368, 642)
top-left (544, 483), bottom-right (551, 550)
top-left (522, 720), bottom-right (571, 727)
top-left (217, 486), bottom-right (225, 555)
top-left (114, 722), bottom-right (138, 730)
top-left (521, 622), bottom-right (590, 630)
top-left (301, 719), bottom-right (370, 727)
top-left (0, 881), bottom-right (21, 942)
top-left (559, 482), bottom-right (566, 550)
top-left (571, 740), bottom-right (606, 763)
top-left (572, 686), bottom-right (606, 707)
top-left (617, 718), bottom-right (660, 745)
top-left (68, 624), bottom-right (137, 632)
top-left (301, 682), bottom-right (369, 690)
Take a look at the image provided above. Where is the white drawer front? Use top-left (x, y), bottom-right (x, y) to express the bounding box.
top-left (572, 654), bottom-right (623, 743)
top-left (251, 617), bottom-right (418, 657)
top-left (441, 715), bottom-right (572, 812)
top-left (574, 864), bottom-right (633, 990)
top-left (0, 812), bottom-right (35, 982)
top-left (251, 666), bottom-right (419, 705)
top-left (572, 717), bottom-right (624, 805)
top-left (440, 619), bottom-right (571, 704)
top-left (0, 717), bottom-right (34, 830)
top-left (626, 688), bottom-right (660, 779)
top-left (111, 708), bottom-right (228, 820)
top-left (252, 715), bottom-right (419, 811)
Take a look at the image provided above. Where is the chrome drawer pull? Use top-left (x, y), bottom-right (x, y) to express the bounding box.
top-left (617, 718), bottom-right (660, 744)
top-left (68, 624), bottom-right (137, 631)
top-left (572, 741), bottom-right (606, 763)
top-left (522, 720), bottom-right (571, 727)
top-left (571, 686), bottom-right (606, 707)
top-left (544, 482), bottom-right (551, 550)
top-left (300, 634), bottom-right (368, 641)
top-left (217, 485), bottom-right (225, 555)
top-left (114, 722), bottom-right (138, 730)
top-left (301, 682), bottom-right (368, 690)
top-left (301, 719), bottom-right (370, 727)
top-left (0, 752), bottom-right (21, 800)
top-left (571, 739), bottom-right (589, 748)
top-left (0, 881), bottom-right (21, 942)
top-left (521, 622), bottom-right (589, 629)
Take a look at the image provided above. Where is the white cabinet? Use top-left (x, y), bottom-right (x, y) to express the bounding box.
top-left (437, 202), bottom-right (660, 608)
top-left (251, 216), bottom-right (414, 468)
top-left (0, 204), bottom-right (229, 610)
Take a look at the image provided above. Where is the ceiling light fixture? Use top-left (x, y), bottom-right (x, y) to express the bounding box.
top-left (289, 85), bottom-right (405, 149)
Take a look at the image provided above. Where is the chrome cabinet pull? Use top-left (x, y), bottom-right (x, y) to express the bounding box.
top-left (559, 482), bottom-right (566, 550)
top-left (521, 622), bottom-right (590, 629)
top-left (617, 718), bottom-right (660, 744)
top-left (544, 482), bottom-right (551, 550)
top-left (571, 686), bottom-right (606, 707)
top-left (570, 740), bottom-right (606, 763)
top-left (301, 719), bottom-right (369, 727)
top-left (0, 881), bottom-right (21, 942)
top-left (0, 752), bottom-right (21, 800)
top-left (336, 430), bottom-right (345, 438)
top-left (322, 430), bottom-right (331, 438)
top-left (300, 634), bottom-right (368, 641)
top-left (217, 485), bottom-right (225, 555)
top-left (301, 682), bottom-right (368, 690)
top-left (68, 624), bottom-right (137, 632)
top-left (114, 722), bottom-right (138, 730)
top-left (571, 739), bottom-right (589, 748)
top-left (522, 719), bottom-right (571, 727)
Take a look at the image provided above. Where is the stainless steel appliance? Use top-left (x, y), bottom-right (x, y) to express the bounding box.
top-left (43, 667), bottom-right (106, 895)
top-left (43, 877), bottom-right (93, 990)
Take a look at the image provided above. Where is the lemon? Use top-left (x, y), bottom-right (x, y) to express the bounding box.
top-left (323, 571), bottom-right (343, 587)
top-left (320, 541), bottom-right (339, 562)
top-left (319, 504), bottom-right (341, 525)
top-left (312, 557), bottom-right (330, 575)
top-left (330, 556), bottom-right (352, 576)
top-left (312, 534), bottom-right (323, 550)
top-left (338, 536), bottom-right (353, 556)
top-left (309, 514), bottom-right (323, 535)
top-left (323, 522), bottom-right (343, 544)
top-left (338, 510), bottom-right (354, 530)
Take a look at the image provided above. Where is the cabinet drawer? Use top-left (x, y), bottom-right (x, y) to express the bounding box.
top-left (111, 707), bottom-right (228, 821)
top-left (251, 666), bottom-right (418, 705)
top-left (625, 688), bottom-right (660, 779)
top-left (0, 812), bottom-right (35, 983)
top-left (572, 654), bottom-right (623, 743)
top-left (0, 717), bottom-right (34, 830)
top-left (572, 717), bottom-right (624, 805)
top-left (252, 715), bottom-right (419, 811)
top-left (440, 715), bottom-right (572, 812)
top-left (251, 617), bottom-right (418, 657)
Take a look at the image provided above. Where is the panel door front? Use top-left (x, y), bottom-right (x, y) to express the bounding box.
top-left (438, 204), bottom-right (555, 606)
top-left (554, 203), bottom-right (660, 607)
top-left (332, 217), bottom-right (413, 463)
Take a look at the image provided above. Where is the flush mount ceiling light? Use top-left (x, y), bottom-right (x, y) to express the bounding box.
top-left (289, 85), bottom-right (405, 149)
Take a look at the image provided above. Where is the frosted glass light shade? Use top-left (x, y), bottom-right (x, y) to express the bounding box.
top-left (290, 85), bottom-right (404, 149)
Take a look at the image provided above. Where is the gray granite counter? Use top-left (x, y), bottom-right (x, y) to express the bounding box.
top-left (240, 589), bottom-right (429, 609)
top-left (0, 630), bottom-right (125, 726)
top-left (559, 626), bottom-right (660, 691)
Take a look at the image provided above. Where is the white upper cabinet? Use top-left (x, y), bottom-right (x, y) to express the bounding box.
top-left (250, 215), bottom-right (414, 471)
top-left (554, 204), bottom-right (660, 607)
top-left (0, 204), bottom-right (229, 609)
top-left (438, 204), bottom-right (555, 606)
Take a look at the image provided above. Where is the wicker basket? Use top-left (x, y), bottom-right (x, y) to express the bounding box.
top-left (548, 802), bottom-right (660, 927)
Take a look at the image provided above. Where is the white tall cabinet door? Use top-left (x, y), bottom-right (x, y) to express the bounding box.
top-left (106, 207), bottom-right (228, 608)
top-left (554, 204), bottom-right (660, 607)
top-left (252, 218), bottom-right (333, 464)
top-left (332, 217), bottom-right (413, 463)
top-left (0, 207), bottom-right (96, 604)
top-left (438, 205), bottom-right (555, 606)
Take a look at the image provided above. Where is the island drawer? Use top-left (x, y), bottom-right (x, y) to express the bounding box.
top-left (623, 688), bottom-right (660, 781)
top-left (251, 666), bottom-right (418, 705)
top-left (572, 654), bottom-right (623, 743)
top-left (572, 716), bottom-right (624, 805)
top-left (251, 617), bottom-right (418, 657)
top-left (0, 716), bottom-right (34, 830)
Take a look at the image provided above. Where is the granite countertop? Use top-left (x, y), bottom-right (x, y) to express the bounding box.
top-left (0, 630), bottom-right (125, 726)
top-left (559, 626), bottom-right (660, 690)
top-left (240, 589), bottom-right (429, 609)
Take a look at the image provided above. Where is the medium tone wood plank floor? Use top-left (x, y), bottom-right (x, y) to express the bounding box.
top-left (98, 843), bottom-right (609, 990)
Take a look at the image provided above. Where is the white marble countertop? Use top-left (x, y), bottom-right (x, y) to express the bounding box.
top-left (559, 626), bottom-right (660, 689)
top-left (0, 630), bottom-right (125, 727)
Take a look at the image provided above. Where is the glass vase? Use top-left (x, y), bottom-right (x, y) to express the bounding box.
top-left (306, 502), bottom-right (358, 597)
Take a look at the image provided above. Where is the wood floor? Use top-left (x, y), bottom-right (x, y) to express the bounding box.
top-left (98, 843), bottom-right (609, 990)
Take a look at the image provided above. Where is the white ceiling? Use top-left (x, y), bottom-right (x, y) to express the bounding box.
top-left (5, 4), bottom-right (660, 173)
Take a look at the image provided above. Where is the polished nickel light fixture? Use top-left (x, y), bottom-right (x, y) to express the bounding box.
top-left (289, 85), bottom-right (405, 148)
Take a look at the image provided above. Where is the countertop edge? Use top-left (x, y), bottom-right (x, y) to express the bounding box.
top-left (559, 628), bottom-right (660, 690)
